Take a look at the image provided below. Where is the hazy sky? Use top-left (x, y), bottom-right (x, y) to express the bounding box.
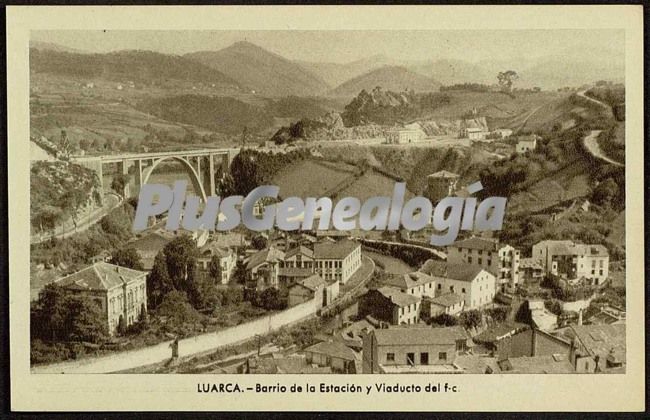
top-left (31, 30), bottom-right (624, 63)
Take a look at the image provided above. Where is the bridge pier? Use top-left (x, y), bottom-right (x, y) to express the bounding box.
top-left (117, 159), bottom-right (131, 198)
top-left (209, 154), bottom-right (216, 196)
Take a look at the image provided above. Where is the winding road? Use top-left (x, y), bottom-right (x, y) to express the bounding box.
top-left (583, 130), bottom-right (624, 167)
top-left (576, 88), bottom-right (624, 167)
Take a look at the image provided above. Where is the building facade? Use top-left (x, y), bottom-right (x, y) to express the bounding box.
top-left (447, 237), bottom-right (520, 291)
top-left (359, 287), bottom-right (421, 325)
top-left (55, 262), bottom-right (147, 335)
top-left (420, 260), bottom-right (497, 310)
top-left (362, 326), bottom-right (470, 373)
top-left (385, 127), bottom-right (426, 144)
top-left (197, 243), bottom-right (236, 284)
top-left (531, 240), bottom-right (609, 286)
top-left (313, 239), bottom-right (362, 285)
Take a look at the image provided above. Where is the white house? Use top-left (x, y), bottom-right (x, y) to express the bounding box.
top-left (531, 240), bottom-right (609, 286)
top-left (420, 260), bottom-right (497, 310)
top-left (197, 242), bottom-right (237, 285)
top-left (446, 237), bottom-right (520, 292)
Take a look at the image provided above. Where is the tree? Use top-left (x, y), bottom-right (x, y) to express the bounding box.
top-left (32, 283), bottom-right (69, 341)
top-left (157, 290), bottom-right (201, 331)
top-left (497, 70), bottom-right (519, 93)
top-left (32, 205), bottom-right (63, 234)
top-left (251, 235), bottom-right (268, 250)
top-left (430, 313), bottom-right (459, 326)
top-left (147, 252), bottom-right (173, 309)
top-left (152, 235), bottom-right (205, 308)
top-left (111, 247), bottom-right (144, 270)
top-left (253, 287), bottom-right (286, 311)
top-left (64, 296), bottom-right (108, 343)
top-left (459, 309), bottom-right (482, 330)
top-left (208, 255), bottom-right (222, 282)
top-left (111, 173), bottom-right (130, 196)
top-left (591, 178), bottom-right (619, 207)
top-left (58, 129), bottom-right (74, 159)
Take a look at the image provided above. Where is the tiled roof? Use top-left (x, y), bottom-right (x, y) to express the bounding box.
top-left (538, 240), bottom-right (609, 257)
top-left (428, 293), bottom-right (464, 307)
top-left (382, 271), bottom-right (435, 290)
top-left (55, 262), bottom-right (146, 292)
top-left (428, 170), bottom-right (459, 179)
top-left (419, 260), bottom-right (485, 283)
top-left (373, 326), bottom-right (468, 346)
top-left (569, 324), bottom-right (625, 359)
top-left (314, 239), bottom-right (359, 260)
top-left (285, 245), bottom-right (314, 259)
top-left (200, 241), bottom-right (232, 259)
top-left (304, 340), bottom-right (357, 361)
top-left (376, 287), bottom-right (420, 307)
top-left (296, 274), bottom-right (327, 292)
top-left (246, 246), bottom-right (285, 269)
top-left (500, 355), bottom-right (574, 374)
top-left (450, 236), bottom-right (502, 251)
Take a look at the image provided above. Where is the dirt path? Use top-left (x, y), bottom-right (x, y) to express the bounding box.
top-left (583, 130), bottom-right (624, 167)
top-left (31, 193), bottom-right (123, 244)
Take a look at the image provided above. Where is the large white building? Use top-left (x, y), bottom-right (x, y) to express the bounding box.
top-left (531, 240), bottom-right (609, 286)
top-left (384, 127), bottom-right (426, 144)
top-left (447, 237), bottom-right (520, 292)
top-left (420, 260), bottom-right (497, 310)
top-left (55, 262), bottom-right (148, 335)
top-left (313, 239), bottom-right (362, 285)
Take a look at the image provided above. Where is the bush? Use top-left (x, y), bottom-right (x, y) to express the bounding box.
top-left (485, 306), bottom-right (510, 323)
top-left (430, 313), bottom-right (459, 326)
top-left (544, 299), bottom-right (563, 316)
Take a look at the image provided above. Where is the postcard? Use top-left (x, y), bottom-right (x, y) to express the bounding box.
top-left (7, 5), bottom-right (645, 412)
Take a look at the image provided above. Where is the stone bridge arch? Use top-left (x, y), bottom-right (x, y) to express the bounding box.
top-left (140, 156), bottom-right (208, 202)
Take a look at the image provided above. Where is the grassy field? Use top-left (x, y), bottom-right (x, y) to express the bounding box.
top-left (364, 250), bottom-right (414, 274)
top-left (272, 160), bottom-right (357, 199)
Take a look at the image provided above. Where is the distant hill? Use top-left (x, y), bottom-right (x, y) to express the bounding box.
top-left (185, 41), bottom-right (330, 97)
top-left (136, 95), bottom-right (274, 135)
top-left (296, 54), bottom-right (394, 88)
top-left (30, 40), bottom-right (87, 54)
top-left (29, 48), bottom-right (240, 87)
top-left (409, 59), bottom-right (495, 86)
top-left (328, 66), bottom-right (441, 97)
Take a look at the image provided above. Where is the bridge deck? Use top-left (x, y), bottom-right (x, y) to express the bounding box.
top-left (72, 148), bottom-right (238, 163)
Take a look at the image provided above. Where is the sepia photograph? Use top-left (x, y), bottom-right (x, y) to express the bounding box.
top-left (26, 28), bottom-right (629, 376)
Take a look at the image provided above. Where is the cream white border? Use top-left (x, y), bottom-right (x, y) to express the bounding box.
top-left (8, 5), bottom-right (645, 412)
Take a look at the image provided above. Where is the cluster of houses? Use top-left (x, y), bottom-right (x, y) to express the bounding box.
top-left (245, 238), bottom-right (363, 309)
top-left (41, 197), bottom-right (620, 375)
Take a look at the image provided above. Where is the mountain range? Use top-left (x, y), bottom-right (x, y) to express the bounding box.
top-left (30, 39), bottom-right (625, 97)
top-left (184, 41), bottom-right (330, 97)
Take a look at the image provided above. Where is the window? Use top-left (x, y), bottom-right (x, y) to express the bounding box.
top-left (407, 353), bottom-right (415, 366)
top-left (468, 257), bottom-right (472, 263)
top-left (478, 258), bottom-right (482, 265)
top-left (420, 353), bottom-right (429, 365)
top-left (450, 285), bottom-right (454, 292)
top-left (461, 288), bottom-right (466, 293)
top-left (599, 270), bottom-right (603, 275)
top-left (478, 250), bottom-right (483, 255)
top-left (438, 352), bottom-right (447, 361)
top-left (437, 284), bottom-right (442, 290)
top-left (386, 353), bottom-right (395, 362)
